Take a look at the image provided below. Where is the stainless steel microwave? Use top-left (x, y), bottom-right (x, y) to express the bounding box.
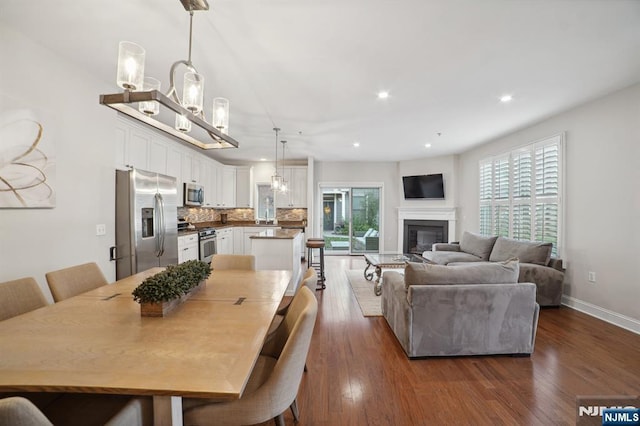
top-left (184, 182), bottom-right (204, 206)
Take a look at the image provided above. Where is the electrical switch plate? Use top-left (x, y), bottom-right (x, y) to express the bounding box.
top-left (588, 272), bottom-right (596, 283)
top-left (96, 224), bottom-right (106, 236)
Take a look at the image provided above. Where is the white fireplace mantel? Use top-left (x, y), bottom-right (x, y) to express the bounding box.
top-left (397, 207), bottom-right (457, 252)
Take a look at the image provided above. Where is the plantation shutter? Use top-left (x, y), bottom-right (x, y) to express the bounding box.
top-left (479, 161), bottom-right (493, 235)
top-left (478, 134), bottom-right (563, 256)
top-left (534, 141), bottom-right (560, 255)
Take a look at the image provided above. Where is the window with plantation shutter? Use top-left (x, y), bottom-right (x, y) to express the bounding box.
top-left (478, 134), bottom-right (564, 257)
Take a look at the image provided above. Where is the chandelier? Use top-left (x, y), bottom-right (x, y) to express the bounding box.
top-left (99, 0), bottom-right (238, 150)
top-left (270, 128), bottom-right (283, 190)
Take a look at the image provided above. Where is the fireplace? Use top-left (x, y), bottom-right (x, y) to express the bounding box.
top-left (397, 207), bottom-right (457, 254)
top-left (403, 220), bottom-right (448, 254)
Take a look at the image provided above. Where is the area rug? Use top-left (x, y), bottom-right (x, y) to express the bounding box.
top-left (345, 270), bottom-right (382, 317)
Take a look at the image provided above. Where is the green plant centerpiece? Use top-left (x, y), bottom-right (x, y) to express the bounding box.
top-left (132, 260), bottom-right (212, 317)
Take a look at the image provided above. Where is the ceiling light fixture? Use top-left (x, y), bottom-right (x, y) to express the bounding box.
top-left (425, 143), bottom-right (432, 148)
top-left (271, 128), bottom-right (283, 190)
top-left (353, 142), bottom-right (360, 147)
top-left (99, 0), bottom-right (239, 150)
top-left (377, 91), bottom-right (389, 99)
top-left (500, 94), bottom-right (513, 103)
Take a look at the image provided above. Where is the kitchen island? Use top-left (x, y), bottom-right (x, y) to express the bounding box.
top-left (250, 228), bottom-right (303, 295)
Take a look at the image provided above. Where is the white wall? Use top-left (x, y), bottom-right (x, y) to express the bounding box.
top-left (457, 83), bottom-right (640, 325)
top-left (0, 27), bottom-right (117, 302)
top-left (314, 156), bottom-right (460, 253)
top-left (398, 155), bottom-right (459, 210)
top-left (314, 162), bottom-right (399, 252)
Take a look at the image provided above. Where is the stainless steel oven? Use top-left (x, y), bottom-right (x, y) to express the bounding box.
top-left (198, 228), bottom-right (216, 264)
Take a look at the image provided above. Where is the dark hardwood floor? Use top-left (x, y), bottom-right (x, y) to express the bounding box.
top-left (260, 255), bottom-right (640, 426)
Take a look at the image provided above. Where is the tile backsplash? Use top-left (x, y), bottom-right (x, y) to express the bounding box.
top-left (178, 207), bottom-right (307, 223)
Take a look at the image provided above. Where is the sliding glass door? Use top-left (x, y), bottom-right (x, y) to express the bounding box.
top-left (350, 188), bottom-right (380, 254)
top-left (321, 186), bottom-right (380, 254)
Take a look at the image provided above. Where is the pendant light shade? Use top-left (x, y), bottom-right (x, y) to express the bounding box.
top-left (183, 72), bottom-right (204, 113)
top-left (175, 114), bottom-right (191, 132)
top-left (138, 77), bottom-right (161, 115)
top-left (116, 41), bottom-right (145, 90)
top-left (212, 97), bottom-right (230, 134)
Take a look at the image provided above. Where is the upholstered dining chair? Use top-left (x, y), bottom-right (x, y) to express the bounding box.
top-left (301, 267), bottom-right (318, 293)
top-left (0, 395), bottom-right (153, 426)
top-left (0, 277), bottom-right (48, 321)
top-left (275, 267), bottom-right (317, 316)
top-left (0, 397), bottom-right (52, 426)
top-left (183, 286), bottom-right (318, 426)
top-left (210, 254), bottom-right (256, 270)
top-left (45, 262), bottom-right (108, 302)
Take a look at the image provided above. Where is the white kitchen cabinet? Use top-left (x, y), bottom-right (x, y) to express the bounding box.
top-left (115, 118), bottom-right (153, 171)
top-left (289, 167), bottom-right (307, 207)
top-left (203, 162), bottom-right (218, 208)
top-left (235, 166), bottom-right (253, 208)
top-left (167, 146), bottom-right (183, 204)
top-left (251, 230), bottom-right (303, 296)
top-left (147, 141), bottom-right (169, 174)
top-left (275, 167), bottom-right (307, 208)
top-left (214, 166), bottom-right (236, 207)
top-left (216, 227), bottom-right (234, 255)
top-left (243, 226), bottom-right (278, 255)
top-left (233, 227), bottom-right (244, 254)
top-left (182, 153), bottom-right (203, 185)
top-left (177, 233), bottom-right (199, 263)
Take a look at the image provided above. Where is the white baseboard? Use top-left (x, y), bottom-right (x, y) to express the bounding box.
top-left (561, 295), bottom-right (640, 335)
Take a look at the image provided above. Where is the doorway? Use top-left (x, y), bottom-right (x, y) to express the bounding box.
top-left (320, 186), bottom-right (381, 254)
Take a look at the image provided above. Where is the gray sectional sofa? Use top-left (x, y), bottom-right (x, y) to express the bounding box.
top-left (382, 259), bottom-right (539, 358)
top-left (422, 232), bottom-right (565, 306)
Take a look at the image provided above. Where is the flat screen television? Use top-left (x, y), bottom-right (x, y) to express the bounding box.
top-left (402, 174), bottom-right (445, 199)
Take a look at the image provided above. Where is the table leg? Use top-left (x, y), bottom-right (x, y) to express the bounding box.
top-left (153, 395), bottom-right (183, 426)
top-left (364, 262), bottom-right (374, 281)
top-left (374, 266), bottom-right (383, 296)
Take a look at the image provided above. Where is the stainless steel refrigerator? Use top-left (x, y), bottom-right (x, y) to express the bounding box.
top-left (113, 168), bottom-right (178, 280)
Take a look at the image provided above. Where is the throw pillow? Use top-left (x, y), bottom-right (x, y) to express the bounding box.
top-left (489, 237), bottom-right (552, 266)
top-left (404, 258), bottom-right (519, 288)
top-left (459, 231), bottom-right (498, 260)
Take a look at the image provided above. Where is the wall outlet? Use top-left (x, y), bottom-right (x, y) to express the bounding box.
top-left (588, 271), bottom-right (596, 283)
top-left (96, 224), bottom-right (106, 236)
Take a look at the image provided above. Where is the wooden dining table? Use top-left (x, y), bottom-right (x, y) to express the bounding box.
top-left (0, 267), bottom-right (292, 426)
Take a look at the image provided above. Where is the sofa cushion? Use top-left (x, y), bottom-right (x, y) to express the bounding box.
top-left (421, 251), bottom-right (483, 265)
top-left (489, 237), bottom-right (552, 266)
top-left (404, 258), bottom-right (520, 289)
top-left (459, 232), bottom-right (498, 261)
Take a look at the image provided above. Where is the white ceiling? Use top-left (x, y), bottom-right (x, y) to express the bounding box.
top-left (2, 0), bottom-right (640, 164)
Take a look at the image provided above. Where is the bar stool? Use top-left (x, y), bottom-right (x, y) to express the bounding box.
top-left (306, 238), bottom-right (326, 290)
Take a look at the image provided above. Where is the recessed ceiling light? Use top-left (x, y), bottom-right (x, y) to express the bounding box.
top-left (259, 158), bottom-right (267, 161)
top-left (425, 143), bottom-right (432, 148)
top-left (377, 91), bottom-right (389, 99)
top-left (353, 142), bottom-right (360, 147)
top-left (500, 94), bottom-right (513, 103)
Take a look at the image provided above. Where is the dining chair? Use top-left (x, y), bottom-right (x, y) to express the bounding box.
top-left (0, 396), bottom-right (52, 426)
top-left (41, 394), bottom-right (153, 426)
top-left (0, 395), bottom-right (153, 426)
top-left (210, 254), bottom-right (256, 270)
top-left (45, 262), bottom-right (108, 302)
top-left (0, 277), bottom-right (48, 321)
top-left (183, 286), bottom-right (318, 426)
